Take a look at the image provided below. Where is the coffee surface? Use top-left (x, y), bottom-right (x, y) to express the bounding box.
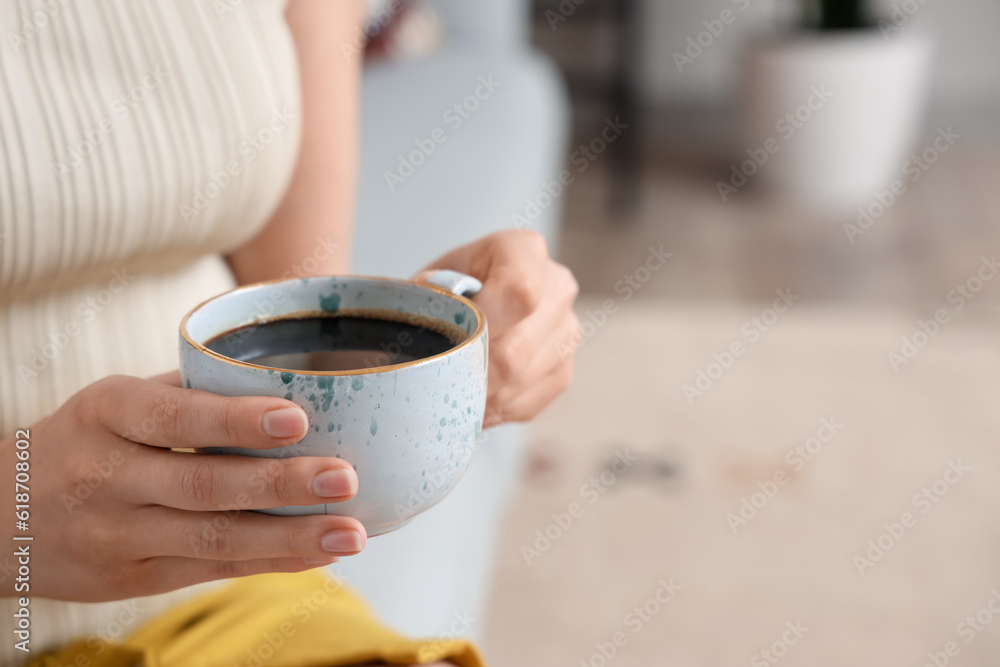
top-left (205, 313), bottom-right (457, 371)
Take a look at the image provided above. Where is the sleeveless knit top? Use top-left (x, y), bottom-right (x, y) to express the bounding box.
top-left (0, 1), bottom-right (302, 661)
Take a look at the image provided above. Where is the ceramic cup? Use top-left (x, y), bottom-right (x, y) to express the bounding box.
top-left (178, 270), bottom-right (488, 536)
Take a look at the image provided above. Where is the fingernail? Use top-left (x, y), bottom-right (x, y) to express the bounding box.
top-left (321, 529), bottom-right (364, 554)
top-left (312, 469), bottom-right (357, 498)
top-left (262, 407), bottom-right (307, 438)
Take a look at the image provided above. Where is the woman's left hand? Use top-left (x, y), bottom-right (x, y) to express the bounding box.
top-left (418, 230), bottom-right (580, 427)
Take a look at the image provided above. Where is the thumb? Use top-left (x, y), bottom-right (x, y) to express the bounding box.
top-left (412, 269), bottom-right (438, 283)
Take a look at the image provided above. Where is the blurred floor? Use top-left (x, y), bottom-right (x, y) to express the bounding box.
top-left (559, 128), bottom-right (1000, 307)
top-left (481, 136), bottom-right (1000, 665)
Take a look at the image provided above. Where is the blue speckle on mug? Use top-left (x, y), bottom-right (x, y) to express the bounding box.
top-left (319, 292), bottom-right (341, 313)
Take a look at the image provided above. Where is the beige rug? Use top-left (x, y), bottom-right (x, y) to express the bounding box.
top-left (483, 297), bottom-right (1000, 666)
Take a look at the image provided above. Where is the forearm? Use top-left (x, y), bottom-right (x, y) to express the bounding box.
top-left (226, 0), bottom-right (365, 284)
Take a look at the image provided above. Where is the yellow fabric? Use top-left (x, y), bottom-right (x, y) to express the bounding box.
top-left (29, 571), bottom-right (485, 667)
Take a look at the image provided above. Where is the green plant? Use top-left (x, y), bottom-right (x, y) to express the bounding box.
top-left (801, 0), bottom-right (869, 30)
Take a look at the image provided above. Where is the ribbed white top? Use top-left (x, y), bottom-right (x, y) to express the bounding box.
top-left (0, 1), bottom-right (302, 661)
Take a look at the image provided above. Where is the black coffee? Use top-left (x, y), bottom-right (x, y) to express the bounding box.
top-left (205, 314), bottom-right (458, 372)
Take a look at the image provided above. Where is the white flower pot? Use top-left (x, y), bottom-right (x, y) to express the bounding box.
top-left (739, 29), bottom-right (933, 209)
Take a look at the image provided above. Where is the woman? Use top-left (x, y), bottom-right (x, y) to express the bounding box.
top-left (0, 0), bottom-right (579, 663)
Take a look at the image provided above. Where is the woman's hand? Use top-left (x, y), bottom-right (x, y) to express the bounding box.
top-left (419, 230), bottom-right (580, 427)
top-left (1, 373), bottom-right (366, 603)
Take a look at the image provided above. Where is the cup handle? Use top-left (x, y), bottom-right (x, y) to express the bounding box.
top-left (420, 269), bottom-right (483, 298)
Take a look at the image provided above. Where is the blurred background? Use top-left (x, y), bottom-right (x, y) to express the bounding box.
top-left (356, 0), bottom-right (1000, 664)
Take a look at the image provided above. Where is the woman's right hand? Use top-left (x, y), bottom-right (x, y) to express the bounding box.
top-left (1, 372), bottom-right (366, 602)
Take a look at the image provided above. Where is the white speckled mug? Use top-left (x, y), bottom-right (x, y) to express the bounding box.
top-left (179, 271), bottom-right (487, 536)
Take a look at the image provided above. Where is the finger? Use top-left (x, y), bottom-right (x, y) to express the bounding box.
top-left (124, 450), bottom-right (358, 511)
top-left (132, 505), bottom-right (367, 560)
top-left (488, 264), bottom-right (578, 384)
top-left (486, 360), bottom-right (575, 427)
top-left (90, 375), bottom-right (310, 449)
top-left (143, 555), bottom-right (342, 593)
top-left (489, 311), bottom-right (579, 408)
top-left (471, 232), bottom-right (551, 337)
